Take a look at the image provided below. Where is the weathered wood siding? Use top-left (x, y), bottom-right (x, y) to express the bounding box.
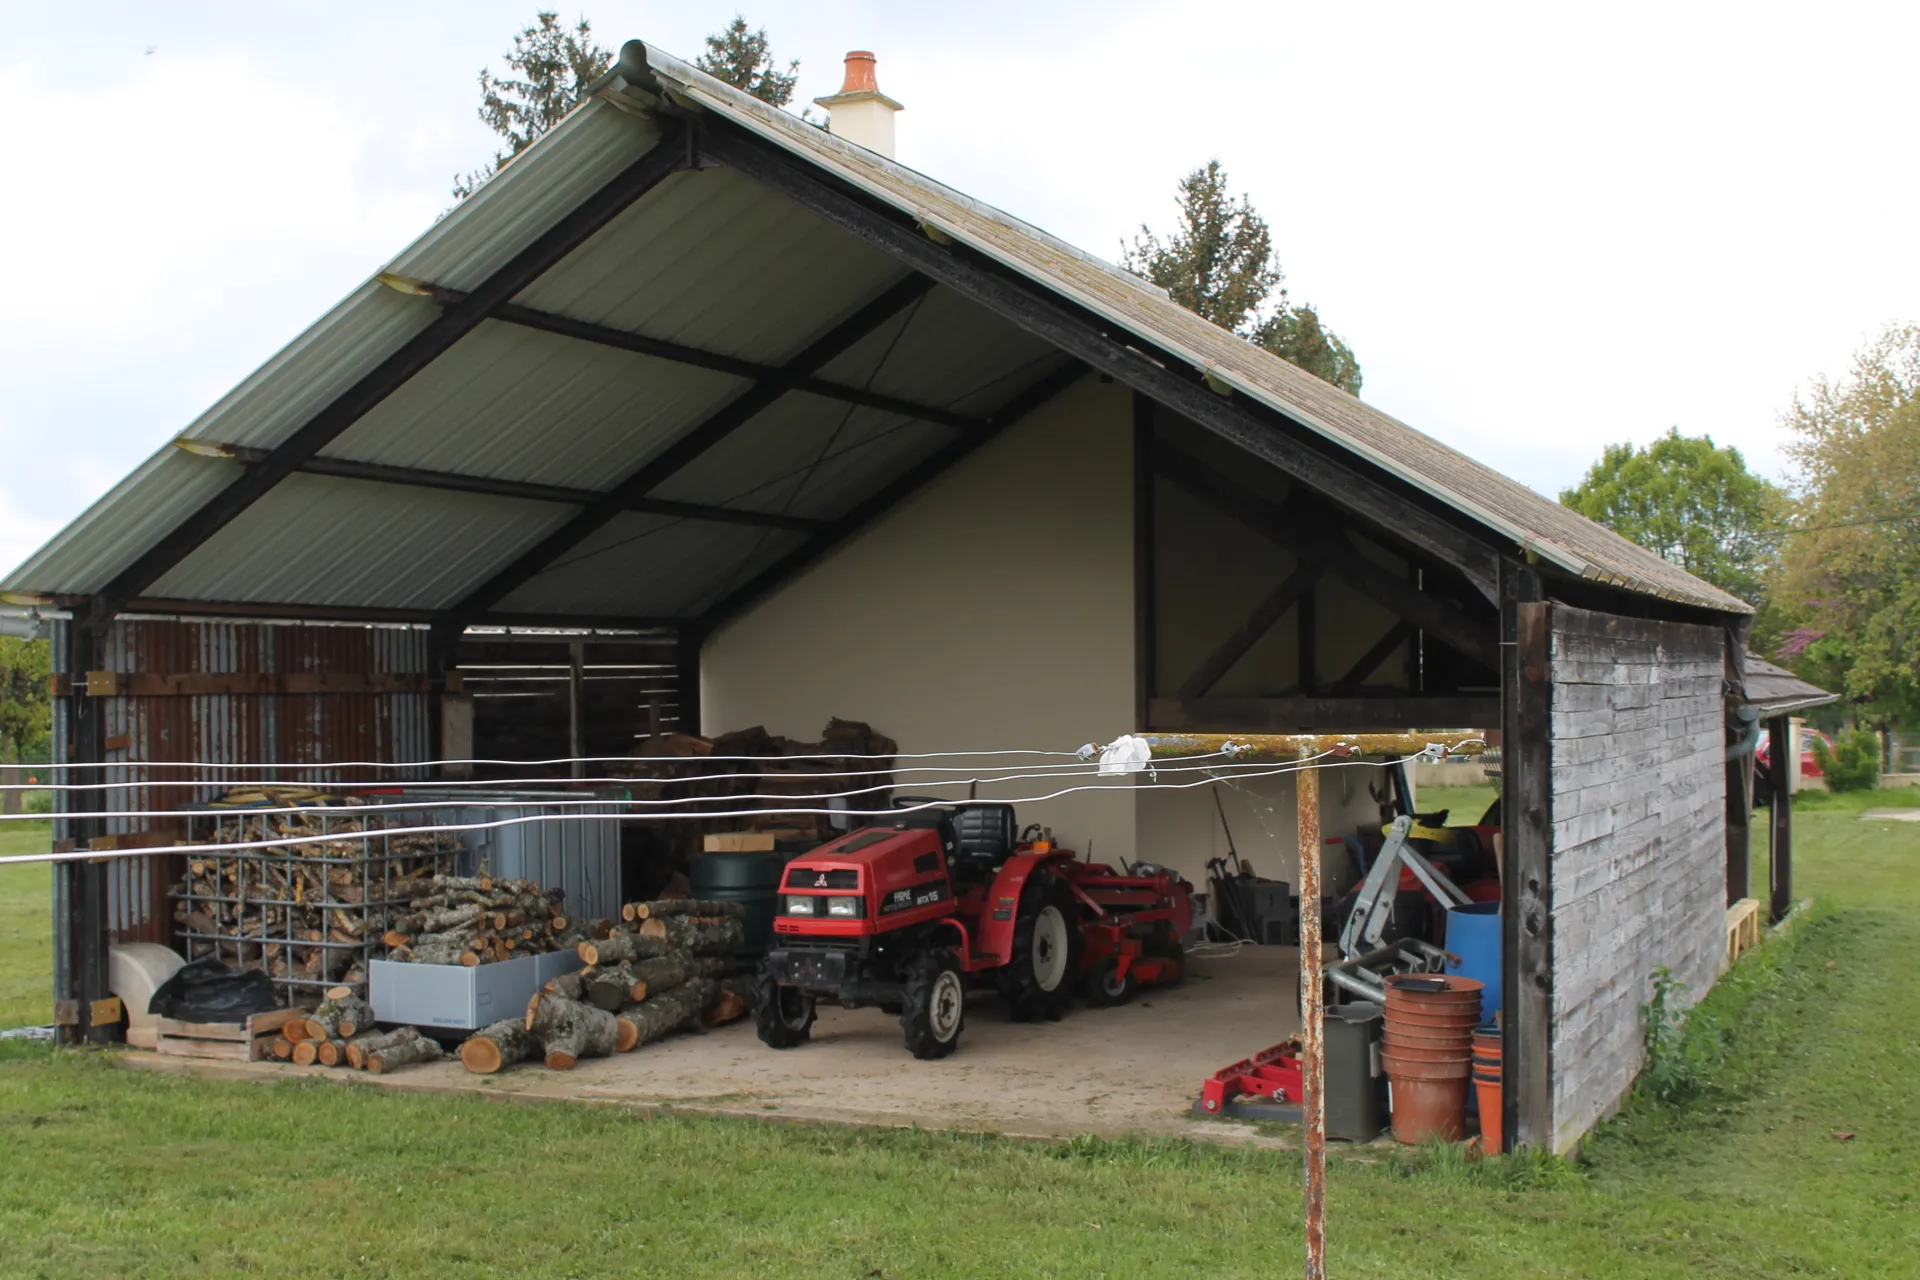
top-left (1547, 604), bottom-right (1725, 1150)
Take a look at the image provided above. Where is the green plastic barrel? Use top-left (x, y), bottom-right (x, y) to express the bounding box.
top-left (690, 851), bottom-right (786, 959)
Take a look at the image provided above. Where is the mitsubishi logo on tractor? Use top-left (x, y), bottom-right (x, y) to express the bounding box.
top-left (815, 874), bottom-right (830, 888)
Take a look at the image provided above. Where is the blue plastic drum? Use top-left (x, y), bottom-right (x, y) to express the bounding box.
top-left (1444, 902), bottom-right (1502, 1019)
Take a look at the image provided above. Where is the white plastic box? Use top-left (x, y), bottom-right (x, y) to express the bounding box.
top-left (369, 950), bottom-right (584, 1032)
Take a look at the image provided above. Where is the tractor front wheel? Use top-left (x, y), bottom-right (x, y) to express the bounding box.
top-left (900, 949), bottom-right (965, 1060)
top-left (754, 961), bottom-right (816, 1049)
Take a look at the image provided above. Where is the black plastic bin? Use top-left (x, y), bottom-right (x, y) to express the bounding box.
top-left (1325, 1003), bottom-right (1389, 1142)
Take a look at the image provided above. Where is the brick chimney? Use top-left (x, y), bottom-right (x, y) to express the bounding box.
top-left (812, 51), bottom-right (903, 159)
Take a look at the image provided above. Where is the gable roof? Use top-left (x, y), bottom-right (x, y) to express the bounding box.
top-left (1, 39), bottom-right (1749, 622)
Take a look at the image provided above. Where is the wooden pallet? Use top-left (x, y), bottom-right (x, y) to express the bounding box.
top-left (155, 1008), bottom-right (303, 1062)
top-left (1726, 898), bottom-right (1763, 964)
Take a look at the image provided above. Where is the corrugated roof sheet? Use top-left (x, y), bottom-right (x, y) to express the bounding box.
top-left (3, 36), bottom-right (1746, 622)
top-left (640, 45), bottom-right (1748, 614)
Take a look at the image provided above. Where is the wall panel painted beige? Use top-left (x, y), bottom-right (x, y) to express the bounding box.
top-left (1137, 763), bottom-right (1390, 906)
top-left (701, 377), bottom-right (1140, 861)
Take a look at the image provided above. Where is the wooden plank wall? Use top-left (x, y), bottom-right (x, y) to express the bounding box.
top-left (1545, 604), bottom-right (1726, 1151)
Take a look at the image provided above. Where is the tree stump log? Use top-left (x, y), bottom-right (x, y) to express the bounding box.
top-left (577, 931), bottom-right (669, 967)
top-left (629, 899), bottom-right (745, 921)
top-left (616, 978), bottom-right (720, 1051)
top-left (527, 995), bottom-right (621, 1069)
top-left (315, 1037), bottom-right (351, 1067)
top-left (645, 916), bottom-right (744, 956)
top-left (366, 1034), bottom-right (446, 1074)
top-left (459, 1019), bottom-right (542, 1074)
top-left (345, 1026), bottom-right (421, 1069)
top-left (703, 974), bottom-right (757, 1027)
top-left (626, 955), bottom-right (732, 1003)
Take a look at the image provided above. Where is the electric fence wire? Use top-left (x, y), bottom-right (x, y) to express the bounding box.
top-left (0, 750), bottom-right (1457, 867)
top-left (0, 753), bottom-right (1307, 826)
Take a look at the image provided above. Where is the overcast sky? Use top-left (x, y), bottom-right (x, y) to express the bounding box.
top-left (3, 1), bottom-right (1915, 575)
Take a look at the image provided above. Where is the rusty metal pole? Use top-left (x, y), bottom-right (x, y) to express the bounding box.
top-left (1297, 754), bottom-right (1326, 1279)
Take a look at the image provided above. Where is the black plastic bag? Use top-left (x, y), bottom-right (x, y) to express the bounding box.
top-left (147, 958), bottom-right (282, 1022)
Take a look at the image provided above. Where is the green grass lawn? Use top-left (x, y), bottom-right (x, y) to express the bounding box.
top-left (0, 818), bottom-right (51, 1029)
top-left (0, 798), bottom-right (1917, 1276)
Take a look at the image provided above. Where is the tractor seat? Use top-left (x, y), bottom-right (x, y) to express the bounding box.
top-left (949, 803), bottom-right (1017, 877)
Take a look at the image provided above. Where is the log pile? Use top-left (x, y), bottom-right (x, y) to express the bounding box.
top-left (270, 1021), bottom-right (446, 1074)
top-left (172, 793), bottom-right (461, 998)
top-left (456, 897), bottom-right (754, 1074)
top-left (620, 718), bottom-right (897, 846)
top-left (381, 873), bottom-right (592, 966)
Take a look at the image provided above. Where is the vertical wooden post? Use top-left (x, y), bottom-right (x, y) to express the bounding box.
top-left (1132, 391), bottom-right (1156, 730)
top-left (567, 640), bottom-right (586, 780)
top-left (1724, 627), bottom-right (1753, 903)
top-left (1297, 756), bottom-right (1325, 1280)
top-left (61, 614), bottom-right (112, 1045)
top-left (1297, 586), bottom-right (1318, 695)
top-left (676, 626), bottom-right (704, 739)
top-left (1768, 715), bottom-right (1793, 922)
top-left (1501, 564), bottom-right (1552, 1152)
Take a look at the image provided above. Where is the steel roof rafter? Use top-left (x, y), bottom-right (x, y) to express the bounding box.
top-left (213, 446), bottom-right (826, 534)
top-left (86, 126), bottom-right (695, 629)
top-left (386, 284), bottom-right (985, 432)
top-left (446, 272), bottom-right (938, 623)
top-left (697, 122), bottom-right (1506, 602)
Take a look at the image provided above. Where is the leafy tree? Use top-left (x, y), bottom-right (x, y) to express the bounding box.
top-left (0, 637), bottom-right (51, 765)
top-left (454, 12), bottom-right (613, 199)
top-left (1769, 323), bottom-right (1920, 725)
top-left (1560, 428), bottom-right (1784, 606)
top-left (1124, 161), bottom-right (1362, 394)
top-left (696, 16), bottom-right (799, 107)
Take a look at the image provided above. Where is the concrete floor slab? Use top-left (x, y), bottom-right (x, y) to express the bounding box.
top-left (125, 946), bottom-right (1304, 1142)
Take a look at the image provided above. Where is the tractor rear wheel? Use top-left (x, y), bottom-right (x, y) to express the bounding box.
top-left (1001, 872), bottom-right (1081, 1022)
top-left (754, 961), bottom-right (816, 1049)
top-left (900, 949), bottom-right (965, 1059)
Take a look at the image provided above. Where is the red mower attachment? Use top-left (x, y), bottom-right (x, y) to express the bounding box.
top-left (1199, 1041), bottom-right (1307, 1113)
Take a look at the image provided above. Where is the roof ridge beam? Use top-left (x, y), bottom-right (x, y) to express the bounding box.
top-left (446, 272), bottom-right (936, 623)
top-left (85, 126), bottom-right (692, 628)
top-left (209, 445), bottom-right (825, 533)
top-left (698, 122), bottom-right (1502, 601)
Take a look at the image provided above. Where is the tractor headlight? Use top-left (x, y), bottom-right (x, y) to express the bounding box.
top-left (784, 895), bottom-right (816, 916)
top-left (826, 896), bottom-right (862, 918)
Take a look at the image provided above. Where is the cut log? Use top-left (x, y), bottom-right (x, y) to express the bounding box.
top-left (577, 931), bottom-right (669, 967)
top-left (631, 898), bottom-right (745, 921)
top-left (587, 966), bottom-right (640, 1014)
top-left (626, 955), bottom-right (733, 1003)
top-left (703, 975), bottom-right (756, 1028)
top-left (543, 968), bottom-right (596, 1001)
top-left (291, 1039), bottom-right (321, 1066)
top-left (526, 994), bottom-right (621, 1069)
top-left (616, 977), bottom-right (719, 1051)
top-left (345, 1026), bottom-right (420, 1069)
top-left (459, 1019), bottom-right (542, 1075)
top-left (271, 1037), bottom-right (294, 1061)
top-left (315, 1037), bottom-right (351, 1067)
top-left (366, 1035), bottom-right (445, 1074)
top-left (655, 916), bottom-right (745, 956)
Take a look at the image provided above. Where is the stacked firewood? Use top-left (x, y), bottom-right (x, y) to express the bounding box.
top-left (381, 872), bottom-right (586, 966)
top-left (457, 898), bottom-right (753, 1074)
top-left (173, 795), bottom-right (459, 990)
top-left (621, 719), bottom-right (894, 838)
top-left (266, 986), bottom-right (446, 1072)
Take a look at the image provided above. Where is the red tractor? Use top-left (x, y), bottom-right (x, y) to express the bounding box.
top-left (755, 801), bottom-right (1194, 1059)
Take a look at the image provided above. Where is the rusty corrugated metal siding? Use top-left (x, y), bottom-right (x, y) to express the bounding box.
top-left (54, 616), bottom-right (430, 947)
